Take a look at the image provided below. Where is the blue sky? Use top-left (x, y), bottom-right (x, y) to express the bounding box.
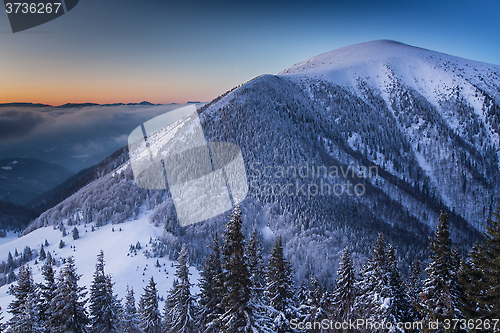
top-left (1, 0), bottom-right (499, 104)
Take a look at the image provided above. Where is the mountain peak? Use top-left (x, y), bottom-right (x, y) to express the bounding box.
top-left (282, 40), bottom-right (429, 75)
top-left (279, 40), bottom-right (498, 78)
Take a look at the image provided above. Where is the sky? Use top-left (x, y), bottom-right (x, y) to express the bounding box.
top-left (1, 0), bottom-right (500, 105)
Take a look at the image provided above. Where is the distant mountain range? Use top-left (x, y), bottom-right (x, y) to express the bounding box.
top-left (0, 101), bottom-right (203, 108)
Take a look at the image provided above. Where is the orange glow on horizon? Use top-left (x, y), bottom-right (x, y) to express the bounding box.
top-left (0, 73), bottom-right (237, 106)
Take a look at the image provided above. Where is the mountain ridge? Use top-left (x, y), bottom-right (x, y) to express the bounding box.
top-left (17, 40), bottom-right (500, 288)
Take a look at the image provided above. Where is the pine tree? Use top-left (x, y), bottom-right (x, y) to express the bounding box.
top-left (89, 250), bottom-right (121, 332)
top-left (7, 252), bottom-right (14, 270)
top-left (39, 245), bottom-right (46, 261)
top-left (164, 244), bottom-right (197, 333)
top-left (7, 264), bottom-right (42, 332)
top-left (294, 282), bottom-right (309, 320)
top-left (72, 227), bottom-right (80, 240)
top-left (197, 233), bottom-right (224, 333)
top-left (38, 252), bottom-right (57, 330)
top-left (265, 236), bottom-right (295, 333)
top-left (0, 306), bottom-right (4, 332)
top-left (419, 212), bottom-right (461, 332)
top-left (385, 244), bottom-right (415, 330)
top-left (460, 203), bottom-right (500, 321)
top-left (48, 257), bottom-right (88, 333)
top-left (220, 204), bottom-right (271, 332)
top-left (331, 246), bottom-right (357, 324)
top-left (247, 229), bottom-right (266, 293)
top-left (407, 256), bottom-right (423, 318)
top-left (139, 277), bottom-right (161, 333)
top-left (301, 275), bottom-right (329, 333)
top-left (353, 233), bottom-right (390, 327)
top-left (119, 286), bottom-right (142, 333)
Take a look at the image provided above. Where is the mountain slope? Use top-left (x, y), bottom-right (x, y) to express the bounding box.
top-left (16, 40), bottom-right (500, 286)
top-left (0, 158), bottom-right (73, 205)
top-left (0, 211), bottom-right (200, 322)
top-left (25, 146), bottom-right (130, 215)
top-left (0, 200), bottom-right (36, 231)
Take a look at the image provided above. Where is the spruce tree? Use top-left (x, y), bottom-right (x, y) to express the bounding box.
top-left (7, 252), bottom-right (14, 271)
top-left (0, 306), bottom-right (4, 332)
top-left (38, 252), bottom-right (57, 330)
top-left (331, 246), bottom-right (357, 324)
top-left (164, 245), bottom-right (197, 333)
top-left (72, 227), bottom-right (80, 240)
top-left (385, 244), bottom-right (415, 329)
top-left (302, 275), bottom-right (329, 333)
top-left (265, 236), bottom-right (295, 333)
top-left (407, 256), bottom-right (423, 318)
top-left (89, 250), bottom-right (121, 332)
top-left (139, 277), bottom-right (161, 333)
top-left (48, 257), bottom-right (88, 333)
top-left (220, 204), bottom-right (271, 332)
top-left (419, 212), bottom-right (461, 332)
top-left (460, 204), bottom-right (500, 321)
top-left (353, 233), bottom-right (390, 325)
top-left (119, 286), bottom-right (142, 333)
top-left (197, 233), bottom-right (224, 333)
top-left (39, 245), bottom-right (46, 261)
top-left (247, 229), bottom-right (266, 293)
top-left (7, 264), bottom-right (42, 332)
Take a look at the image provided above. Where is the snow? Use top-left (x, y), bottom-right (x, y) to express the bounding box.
top-left (261, 226), bottom-right (274, 240)
top-left (280, 40), bottom-right (500, 163)
top-left (0, 231), bottom-right (19, 246)
top-left (1, 166), bottom-right (12, 170)
top-left (0, 209), bottom-right (200, 321)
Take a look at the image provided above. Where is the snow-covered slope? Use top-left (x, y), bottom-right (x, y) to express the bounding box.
top-left (276, 40), bottom-right (500, 231)
top-left (281, 40), bottom-right (500, 158)
top-left (0, 208), bottom-right (200, 321)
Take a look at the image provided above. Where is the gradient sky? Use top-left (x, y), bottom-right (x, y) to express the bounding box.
top-left (1, 0), bottom-right (499, 105)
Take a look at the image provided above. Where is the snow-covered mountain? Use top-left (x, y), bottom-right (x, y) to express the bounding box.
top-left (2, 39), bottom-right (500, 297)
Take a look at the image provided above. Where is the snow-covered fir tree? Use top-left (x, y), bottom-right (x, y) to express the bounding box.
top-left (89, 250), bottom-right (121, 332)
top-left (265, 235), bottom-right (295, 333)
top-left (163, 244), bottom-right (197, 333)
top-left (118, 286), bottom-right (142, 333)
top-left (197, 233), bottom-right (224, 333)
top-left (460, 204), bottom-right (500, 320)
top-left (38, 252), bottom-right (57, 331)
top-left (407, 256), bottom-right (423, 319)
top-left (419, 212), bottom-right (462, 332)
top-left (48, 257), bottom-right (89, 333)
top-left (247, 229), bottom-right (266, 294)
top-left (385, 244), bottom-right (415, 331)
top-left (306, 275), bottom-right (330, 333)
top-left (139, 277), bottom-right (161, 333)
top-left (353, 232), bottom-right (391, 330)
top-left (39, 245), bottom-right (46, 261)
top-left (0, 306), bottom-right (4, 332)
top-left (220, 204), bottom-right (271, 333)
top-left (7, 264), bottom-right (43, 332)
top-left (331, 246), bottom-right (357, 324)
top-left (72, 227), bottom-right (80, 240)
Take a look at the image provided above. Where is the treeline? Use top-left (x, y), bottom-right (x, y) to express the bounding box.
top-left (0, 205), bottom-right (499, 332)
